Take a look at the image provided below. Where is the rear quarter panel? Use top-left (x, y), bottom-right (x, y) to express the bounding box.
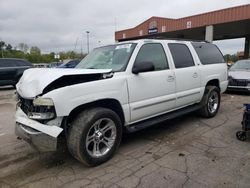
top-left (199, 63), bottom-right (228, 94)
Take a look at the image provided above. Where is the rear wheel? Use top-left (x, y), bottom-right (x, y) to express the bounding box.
top-left (199, 86), bottom-right (220, 118)
top-left (67, 107), bottom-right (122, 166)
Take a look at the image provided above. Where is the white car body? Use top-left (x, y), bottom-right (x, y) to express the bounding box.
top-left (15, 39), bottom-right (228, 151)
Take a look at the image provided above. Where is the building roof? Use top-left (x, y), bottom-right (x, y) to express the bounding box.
top-left (115, 4), bottom-right (250, 41)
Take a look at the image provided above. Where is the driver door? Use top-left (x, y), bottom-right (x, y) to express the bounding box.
top-left (127, 43), bottom-right (176, 123)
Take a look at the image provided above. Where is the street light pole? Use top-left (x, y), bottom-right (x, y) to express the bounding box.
top-left (86, 31), bottom-right (90, 54)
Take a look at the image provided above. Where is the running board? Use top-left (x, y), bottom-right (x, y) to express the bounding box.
top-left (126, 104), bottom-right (201, 133)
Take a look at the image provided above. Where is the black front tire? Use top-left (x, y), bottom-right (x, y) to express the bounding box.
top-left (199, 86), bottom-right (221, 118)
top-left (67, 107), bottom-right (122, 166)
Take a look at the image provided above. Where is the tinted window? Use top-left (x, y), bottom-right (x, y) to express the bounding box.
top-left (0, 59), bottom-right (31, 67)
top-left (0, 59), bottom-right (16, 67)
top-left (192, 42), bottom-right (225, 65)
top-left (168, 43), bottom-right (194, 68)
top-left (0, 59), bottom-right (5, 67)
top-left (16, 60), bottom-right (31, 66)
top-left (135, 43), bottom-right (169, 71)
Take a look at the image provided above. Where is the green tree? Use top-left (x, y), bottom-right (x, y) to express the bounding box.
top-left (28, 46), bottom-right (42, 63)
top-left (6, 44), bottom-right (12, 51)
top-left (224, 54), bottom-right (238, 63)
top-left (30, 46), bottom-right (41, 55)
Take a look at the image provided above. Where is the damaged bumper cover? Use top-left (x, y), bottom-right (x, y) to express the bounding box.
top-left (15, 107), bottom-right (63, 152)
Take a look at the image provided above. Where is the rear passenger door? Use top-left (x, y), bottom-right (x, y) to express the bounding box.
top-left (168, 43), bottom-right (201, 108)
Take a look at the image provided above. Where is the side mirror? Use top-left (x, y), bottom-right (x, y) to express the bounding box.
top-left (132, 61), bottom-right (155, 74)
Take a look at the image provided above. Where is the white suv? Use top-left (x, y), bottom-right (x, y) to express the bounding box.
top-left (15, 39), bottom-right (228, 166)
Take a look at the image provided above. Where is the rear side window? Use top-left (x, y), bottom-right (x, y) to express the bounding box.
top-left (135, 43), bottom-right (169, 71)
top-left (0, 59), bottom-right (16, 67)
top-left (168, 43), bottom-right (194, 68)
top-left (0, 59), bottom-right (31, 67)
top-left (0, 59), bottom-right (4, 67)
top-left (16, 60), bottom-right (31, 66)
top-left (192, 42), bottom-right (225, 64)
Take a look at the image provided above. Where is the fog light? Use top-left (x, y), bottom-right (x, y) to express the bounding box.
top-left (28, 112), bottom-right (55, 120)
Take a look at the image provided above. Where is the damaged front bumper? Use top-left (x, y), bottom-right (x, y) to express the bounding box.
top-left (15, 107), bottom-right (63, 152)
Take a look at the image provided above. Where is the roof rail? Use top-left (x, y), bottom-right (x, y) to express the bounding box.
top-left (144, 36), bottom-right (210, 43)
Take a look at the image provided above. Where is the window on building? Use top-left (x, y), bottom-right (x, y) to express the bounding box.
top-left (168, 43), bottom-right (195, 68)
top-left (134, 43), bottom-right (169, 71)
top-left (122, 33), bottom-right (126, 39)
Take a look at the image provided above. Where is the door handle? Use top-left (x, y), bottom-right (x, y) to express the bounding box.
top-left (167, 75), bottom-right (175, 82)
top-left (193, 72), bottom-right (198, 78)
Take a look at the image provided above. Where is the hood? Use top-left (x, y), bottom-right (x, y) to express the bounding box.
top-left (16, 68), bottom-right (112, 98)
top-left (228, 70), bottom-right (250, 80)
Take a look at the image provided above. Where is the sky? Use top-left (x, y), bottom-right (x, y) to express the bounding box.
top-left (0, 0), bottom-right (249, 54)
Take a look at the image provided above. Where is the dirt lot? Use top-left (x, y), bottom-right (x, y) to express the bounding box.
top-left (0, 87), bottom-right (249, 188)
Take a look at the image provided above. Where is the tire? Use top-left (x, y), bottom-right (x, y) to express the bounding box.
top-left (199, 86), bottom-right (220, 118)
top-left (236, 131), bottom-right (247, 141)
top-left (67, 107), bottom-right (122, 166)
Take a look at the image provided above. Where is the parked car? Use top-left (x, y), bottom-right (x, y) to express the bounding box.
top-left (227, 59), bottom-right (250, 92)
top-left (57, 59), bottom-right (80, 68)
top-left (33, 63), bottom-right (49, 68)
top-left (0, 58), bottom-right (32, 87)
top-left (48, 62), bottom-right (63, 68)
top-left (15, 39), bottom-right (228, 166)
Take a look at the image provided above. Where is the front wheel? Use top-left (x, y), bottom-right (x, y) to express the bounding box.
top-left (67, 107), bottom-right (122, 166)
top-left (199, 86), bottom-right (220, 118)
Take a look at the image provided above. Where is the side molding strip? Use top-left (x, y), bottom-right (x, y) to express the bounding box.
top-left (133, 98), bottom-right (176, 111)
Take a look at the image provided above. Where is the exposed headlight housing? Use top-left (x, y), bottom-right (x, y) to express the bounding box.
top-left (33, 97), bottom-right (54, 106)
top-left (27, 97), bottom-right (56, 121)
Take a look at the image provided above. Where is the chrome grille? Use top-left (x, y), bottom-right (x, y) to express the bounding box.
top-left (229, 79), bottom-right (248, 87)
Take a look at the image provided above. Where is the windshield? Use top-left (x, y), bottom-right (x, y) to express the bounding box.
top-left (76, 43), bottom-right (136, 72)
top-left (230, 60), bottom-right (250, 71)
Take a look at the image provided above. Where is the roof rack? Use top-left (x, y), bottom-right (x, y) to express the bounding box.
top-left (144, 36), bottom-right (210, 43)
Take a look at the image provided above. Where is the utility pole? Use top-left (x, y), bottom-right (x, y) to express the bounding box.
top-left (81, 35), bottom-right (83, 57)
top-left (74, 37), bottom-right (79, 52)
top-left (86, 31), bottom-right (90, 54)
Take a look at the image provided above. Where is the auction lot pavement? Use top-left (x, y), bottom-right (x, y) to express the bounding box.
top-left (0, 87), bottom-right (250, 188)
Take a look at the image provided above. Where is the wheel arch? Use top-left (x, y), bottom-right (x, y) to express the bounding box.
top-left (66, 99), bottom-right (125, 127)
top-left (205, 79), bottom-right (220, 91)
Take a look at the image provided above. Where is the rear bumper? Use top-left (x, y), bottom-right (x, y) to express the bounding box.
top-left (15, 107), bottom-right (63, 152)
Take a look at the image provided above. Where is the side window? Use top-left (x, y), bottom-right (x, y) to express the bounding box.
top-left (168, 43), bottom-right (195, 69)
top-left (5, 60), bottom-right (16, 67)
top-left (135, 43), bottom-right (169, 71)
top-left (17, 60), bottom-right (31, 66)
top-left (192, 42), bottom-right (225, 65)
top-left (0, 60), bottom-right (4, 67)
